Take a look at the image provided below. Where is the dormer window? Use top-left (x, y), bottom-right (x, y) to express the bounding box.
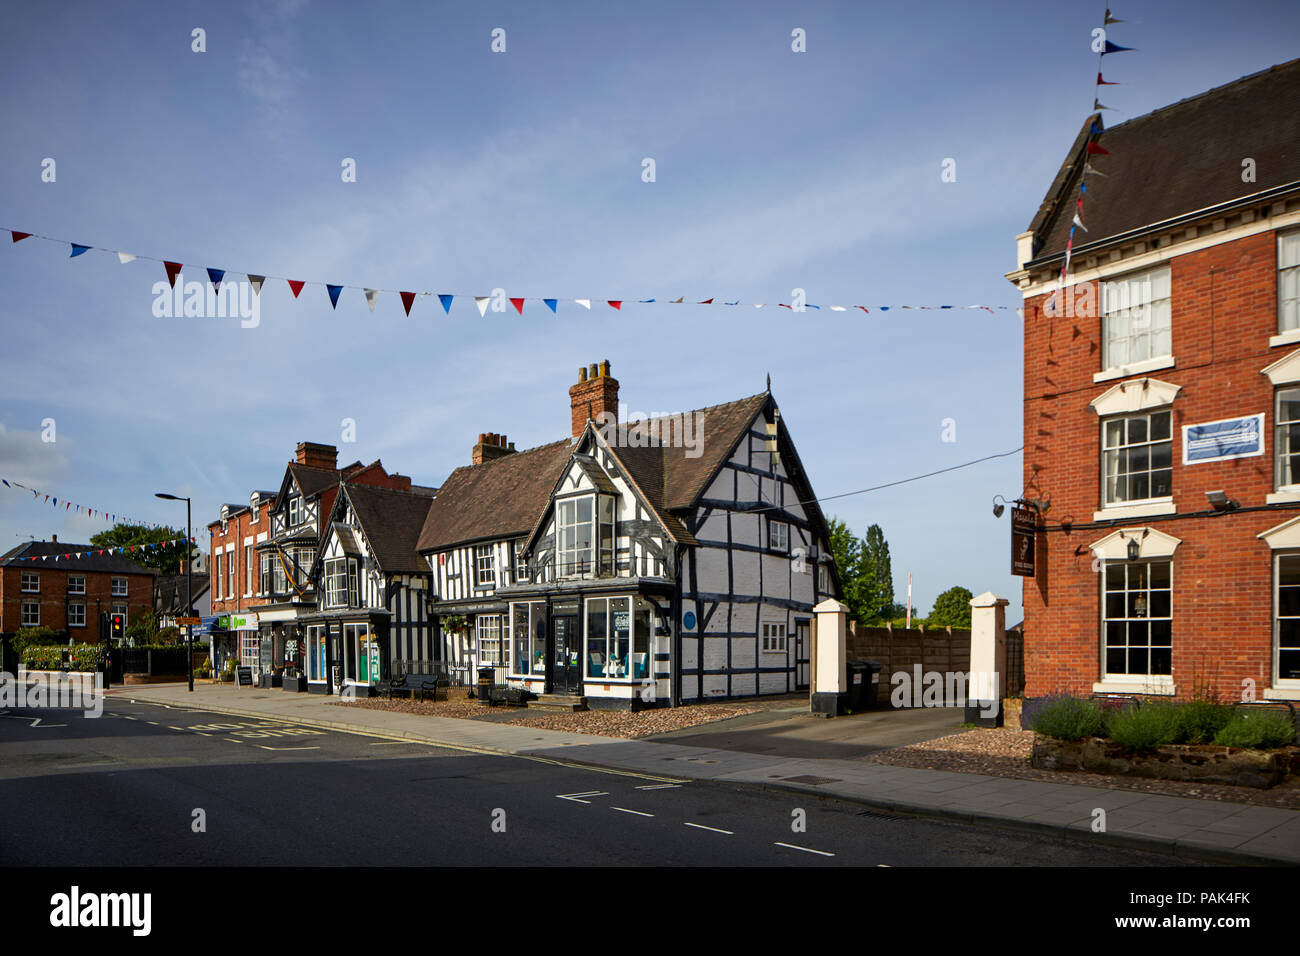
top-left (557, 494), bottom-right (615, 578)
top-left (250, 500), bottom-right (259, 524)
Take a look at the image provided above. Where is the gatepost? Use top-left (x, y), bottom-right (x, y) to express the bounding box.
top-left (966, 591), bottom-right (1009, 727)
top-left (810, 598), bottom-right (850, 717)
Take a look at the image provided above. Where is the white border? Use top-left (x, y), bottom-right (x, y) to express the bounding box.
top-left (1180, 413), bottom-right (1264, 465)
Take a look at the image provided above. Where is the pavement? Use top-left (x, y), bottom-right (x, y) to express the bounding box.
top-left (106, 681), bottom-right (1300, 865)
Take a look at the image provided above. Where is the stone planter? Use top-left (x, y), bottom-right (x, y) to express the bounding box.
top-left (1032, 736), bottom-right (1299, 788)
top-left (282, 675), bottom-right (307, 693)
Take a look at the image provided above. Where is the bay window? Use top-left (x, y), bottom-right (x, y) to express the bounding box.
top-left (1102, 560), bottom-right (1172, 679)
top-left (557, 494), bottom-right (615, 578)
top-left (325, 559), bottom-right (349, 607)
top-left (510, 601), bottom-right (547, 676)
top-left (585, 596), bottom-right (650, 680)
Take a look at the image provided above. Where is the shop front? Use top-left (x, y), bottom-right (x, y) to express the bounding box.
top-left (301, 611), bottom-right (391, 697)
top-left (502, 583), bottom-right (674, 709)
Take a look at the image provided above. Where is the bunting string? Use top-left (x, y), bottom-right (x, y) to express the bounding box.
top-left (1, 476), bottom-right (169, 529)
top-left (3, 226), bottom-right (1019, 319)
top-left (1056, 5), bottom-right (1133, 295)
top-left (12, 536), bottom-right (194, 563)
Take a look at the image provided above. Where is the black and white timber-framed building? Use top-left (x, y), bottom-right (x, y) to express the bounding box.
top-left (417, 361), bottom-right (841, 709)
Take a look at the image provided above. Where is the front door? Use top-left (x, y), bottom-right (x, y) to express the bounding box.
top-left (552, 615), bottom-right (581, 695)
top-left (795, 621), bottom-right (810, 690)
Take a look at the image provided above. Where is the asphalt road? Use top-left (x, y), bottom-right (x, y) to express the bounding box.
top-left (0, 698), bottom-right (1199, 867)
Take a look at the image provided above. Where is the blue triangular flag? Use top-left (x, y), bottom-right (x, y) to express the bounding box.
top-left (70, 244), bottom-right (90, 257)
top-left (207, 267), bottom-right (225, 290)
top-left (439, 294), bottom-right (454, 314)
top-left (544, 298), bottom-right (558, 313)
top-left (639, 298), bottom-right (656, 303)
top-left (327, 284), bottom-right (343, 309)
top-left (1103, 41), bottom-right (1133, 54)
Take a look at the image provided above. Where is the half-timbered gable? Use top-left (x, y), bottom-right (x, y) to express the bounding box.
top-left (303, 483), bottom-right (436, 695)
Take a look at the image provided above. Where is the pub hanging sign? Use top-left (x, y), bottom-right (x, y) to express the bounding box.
top-left (1011, 505), bottom-right (1037, 578)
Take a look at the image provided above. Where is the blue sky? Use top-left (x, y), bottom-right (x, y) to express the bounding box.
top-left (1, 0), bottom-right (1298, 616)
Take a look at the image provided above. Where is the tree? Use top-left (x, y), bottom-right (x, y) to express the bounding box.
top-left (827, 517), bottom-right (868, 623)
top-left (860, 524), bottom-right (895, 621)
top-left (928, 586), bottom-right (974, 628)
top-left (89, 524), bottom-right (195, 576)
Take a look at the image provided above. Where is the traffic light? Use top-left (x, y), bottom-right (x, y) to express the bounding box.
top-left (110, 614), bottom-right (125, 640)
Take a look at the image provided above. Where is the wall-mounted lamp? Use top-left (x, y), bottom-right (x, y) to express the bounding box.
top-left (1121, 528), bottom-right (1149, 561)
top-left (1206, 490), bottom-right (1239, 513)
top-left (992, 495), bottom-right (1009, 518)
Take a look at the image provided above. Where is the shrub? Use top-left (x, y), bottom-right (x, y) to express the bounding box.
top-left (1214, 710), bottom-right (1298, 750)
top-left (1106, 703), bottom-right (1182, 752)
top-left (1026, 696), bottom-right (1104, 741)
top-left (1175, 699), bottom-right (1233, 744)
top-left (21, 643), bottom-right (104, 672)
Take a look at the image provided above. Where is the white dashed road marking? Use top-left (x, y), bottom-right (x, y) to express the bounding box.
top-left (612, 807), bottom-right (654, 817)
top-left (684, 822), bottom-right (733, 835)
top-left (775, 842), bottom-right (835, 857)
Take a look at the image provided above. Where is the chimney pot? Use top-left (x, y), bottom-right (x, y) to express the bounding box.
top-left (600, 359), bottom-right (611, 377)
top-left (578, 367), bottom-right (587, 382)
top-left (589, 362), bottom-right (598, 379)
top-left (51, 534), bottom-right (57, 544)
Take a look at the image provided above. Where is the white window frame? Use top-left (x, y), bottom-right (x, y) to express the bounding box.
top-left (515, 541), bottom-right (528, 584)
top-left (21, 600), bottom-right (39, 627)
top-left (1101, 559), bottom-right (1173, 683)
top-left (1101, 409), bottom-right (1173, 509)
top-left (1274, 551), bottom-right (1300, 688)
top-left (557, 496), bottom-right (595, 578)
top-left (768, 520), bottom-right (789, 552)
top-left (213, 553), bottom-right (222, 600)
top-left (324, 558), bottom-right (348, 608)
top-left (817, 564), bottom-right (829, 594)
top-left (68, 602), bottom-right (86, 628)
top-left (761, 621), bottom-right (788, 653)
top-left (475, 544), bottom-right (496, 588)
top-left (289, 496), bottom-right (305, 528)
top-left (476, 614), bottom-right (506, 667)
top-left (348, 559), bottom-right (359, 607)
top-left (228, 549), bottom-right (238, 597)
top-left (245, 545), bottom-right (254, 595)
top-left (67, 575), bottom-right (86, 595)
top-left (20, 571), bottom-right (39, 593)
top-left (111, 577), bottom-right (128, 597)
top-left (1280, 230), bottom-right (1300, 335)
top-left (1099, 264), bottom-right (1172, 373)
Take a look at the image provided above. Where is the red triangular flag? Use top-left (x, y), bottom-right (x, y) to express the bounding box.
top-left (698, 298), bottom-right (714, 305)
top-left (1087, 142), bottom-right (1110, 155)
top-left (288, 280), bottom-right (305, 298)
top-left (1097, 73), bottom-right (1119, 85)
top-left (510, 297), bottom-right (525, 314)
top-left (400, 291), bottom-right (416, 315)
top-left (164, 261), bottom-right (183, 288)
top-left (11, 231), bottom-right (31, 243)
top-left (607, 300), bottom-right (622, 310)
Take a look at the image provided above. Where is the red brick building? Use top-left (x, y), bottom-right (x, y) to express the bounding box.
top-left (1006, 60), bottom-right (1300, 702)
top-left (0, 536), bottom-right (155, 641)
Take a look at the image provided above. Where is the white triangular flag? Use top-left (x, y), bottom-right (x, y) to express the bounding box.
top-left (754, 303), bottom-right (765, 309)
top-left (475, 296), bottom-right (489, 317)
top-left (1073, 213), bottom-right (1088, 232)
top-left (829, 305), bottom-right (846, 311)
top-left (364, 289), bottom-right (379, 313)
top-left (574, 299), bottom-right (591, 310)
top-left (116, 252), bottom-right (136, 264)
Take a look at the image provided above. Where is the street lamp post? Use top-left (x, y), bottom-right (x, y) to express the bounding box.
top-left (156, 493), bottom-right (193, 692)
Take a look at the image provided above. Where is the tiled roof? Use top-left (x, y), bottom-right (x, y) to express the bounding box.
top-left (417, 439), bottom-right (575, 552)
top-left (1029, 58), bottom-right (1300, 265)
top-left (0, 541), bottom-right (157, 575)
top-left (343, 483), bottom-right (437, 574)
top-left (418, 393), bottom-right (771, 553)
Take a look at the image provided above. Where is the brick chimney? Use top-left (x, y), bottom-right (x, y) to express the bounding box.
top-left (51, 534), bottom-right (57, 544)
top-left (472, 432), bottom-right (516, 465)
top-left (296, 441), bottom-right (339, 471)
top-left (569, 360), bottom-right (618, 437)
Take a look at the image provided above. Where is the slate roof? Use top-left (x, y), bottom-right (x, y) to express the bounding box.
top-left (0, 541), bottom-right (157, 575)
top-left (154, 573), bottom-right (210, 614)
top-left (341, 483), bottom-right (437, 574)
top-left (1027, 58), bottom-right (1300, 266)
top-left (418, 393), bottom-right (773, 553)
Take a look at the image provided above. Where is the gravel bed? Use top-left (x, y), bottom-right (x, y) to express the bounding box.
top-left (869, 726), bottom-right (1300, 809)
top-left (331, 694), bottom-right (759, 739)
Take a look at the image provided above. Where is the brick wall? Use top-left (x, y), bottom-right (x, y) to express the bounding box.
top-left (847, 622), bottom-right (972, 704)
top-left (1022, 227), bottom-right (1289, 699)
top-left (0, 566), bottom-right (154, 639)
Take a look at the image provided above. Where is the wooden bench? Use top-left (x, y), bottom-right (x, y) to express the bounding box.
top-left (386, 674), bottom-right (447, 702)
